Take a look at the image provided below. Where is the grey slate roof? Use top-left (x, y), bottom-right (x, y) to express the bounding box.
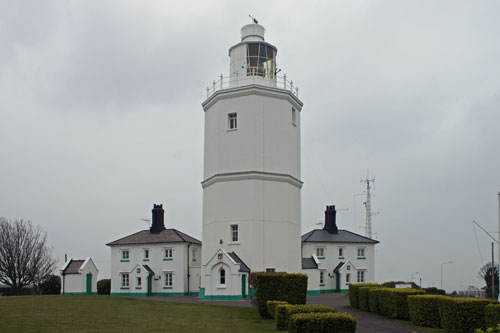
top-left (301, 257), bottom-right (318, 269)
top-left (333, 261), bottom-right (345, 273)
top-left (63, 260), bottom-right (85, 274)
top-left (302, 229), bottom-right (379, 244)
top-left (143, 264), bottom-right (155, 275)
top-left (106, 228), bottom-right (201, 246)
top-left (228, 252), bottom-right (251, 273)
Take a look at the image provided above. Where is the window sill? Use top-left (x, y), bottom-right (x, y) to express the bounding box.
top-left (226, 128), bottom-right (237, 132)
top-left (217, 285), bottom-right (226, 289)
top-left (228, 242), bottom-right (240, 246)
top-left (319, 283), bottom-right (325, 287)
top-left (163, 286), bottom-right (173, 290)
top-left (120, 260), bottom-right (130, 262)
top-left (346, 283), bottom-right (351, 285)
top-left (192, 259), bottom-right (196, 262)
top-left (338, 256), bottom-right (344, 259)
top-left (317, 256), bottom-right (325, 260)
top-left (120, 287), bottom-right (130, 290)
top-left (143, 259), bottom-right (150, 262)
top-left (357, 257), bottom-right (366, 260)
top-left (135, 287), bottom-right (142, 290)
top-left (163, 258), bottom-right (173, 261)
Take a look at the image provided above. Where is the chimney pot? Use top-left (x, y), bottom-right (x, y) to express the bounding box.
top-left (323, 204), bottom-right (338, 234)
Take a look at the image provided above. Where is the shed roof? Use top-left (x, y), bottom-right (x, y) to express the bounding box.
top-left (301, 257), bottom-right (318, 269)
top-left (228, 252), bottom-right (251, 273)
top-left (302, 229), bottom-right (379, 244)
top-left (62, 260), bottom-right (85, 274)
top-left (106, 228), bottom-right (201, 246)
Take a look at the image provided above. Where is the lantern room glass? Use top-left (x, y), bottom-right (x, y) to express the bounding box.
top-left (246, 42), bottom-right (275, 78)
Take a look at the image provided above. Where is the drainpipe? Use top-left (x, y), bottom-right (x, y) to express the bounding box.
top-left (187, 243), bottom-right (192, 295)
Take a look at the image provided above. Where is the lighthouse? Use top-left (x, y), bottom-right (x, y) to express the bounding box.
top-left (200, 23), bottom-right (304, 299)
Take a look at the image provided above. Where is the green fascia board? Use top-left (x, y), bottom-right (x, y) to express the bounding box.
top-left (307, 290), bottom-right (321, 296)
top-left (202, 295), bottom-right (243, 301)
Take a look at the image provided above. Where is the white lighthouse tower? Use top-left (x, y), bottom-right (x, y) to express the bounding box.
top-left (200, 23), bottom-right (304, 300)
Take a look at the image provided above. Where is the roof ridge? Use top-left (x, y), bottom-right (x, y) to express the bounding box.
top-left (339, 229), bottom-right (379, 242)
top-left (171, 228), bottom-right (186, 242)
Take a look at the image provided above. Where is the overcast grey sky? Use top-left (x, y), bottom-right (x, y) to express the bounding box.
top-left (1, 0), bottom-right (499, 292)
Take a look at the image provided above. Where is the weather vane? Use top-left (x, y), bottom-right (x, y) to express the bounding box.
top-left (249, 15), bottom-right (259, 24)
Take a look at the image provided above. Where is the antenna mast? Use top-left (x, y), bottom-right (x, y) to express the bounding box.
top-left (361, 175), bottom-right (376, 238)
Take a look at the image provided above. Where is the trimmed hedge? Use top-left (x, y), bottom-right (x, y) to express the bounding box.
top-left (368, 288), bottom-right (389, 315)
top-left (376, 288), bottom-right (396, 317)
top-left (256, 273), bottom-right (308, 318)
top-left (275, 304), bottom-right (336, 331)
top-left (348, 283), bottom-right (380, 308)
top-left (386, 288), bottom-right (425, 320)
top-left (289, 312), bottom-right (356, 333)
top-left (97, 279), bottom-right (111, 295)
top-left (359, 286), bottom-right (382, 312)
top-left (267, 300), bottom-right (288, 319)
top-left (408, 294), bottom-right (447, 328)
top-left (485, 304), bottom-right (500, 329)
top-left (438, 297), bottom-right (496, 332)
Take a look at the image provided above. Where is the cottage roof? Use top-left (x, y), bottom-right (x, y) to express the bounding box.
top-left (228, 252), bottom-right (251, 273)
top-left (301, 257), bottom-right (318, 269)
top-left (143, 264), bottom-right (155, 275)
top-left (301, 229), bottom-right (379, 244)
top-left (106, 228), bottom-right (201, 246)
top-left (62, 259), bottom-right (85, 274)
top-left (333, 261), bottom-right (345, 273)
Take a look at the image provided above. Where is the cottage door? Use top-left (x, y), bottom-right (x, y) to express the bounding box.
top-left (147, 275), bottom-right (152, 296)
top-left (86, 274), bottom-right (92, 294)
top-left (241, 275), bottom-right (247, 298)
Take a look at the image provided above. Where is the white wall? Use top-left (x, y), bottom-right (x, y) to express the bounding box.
top-left (110, 242), bottom-right (201, 295)
top-left (302, 242), bottom-right (376, 291)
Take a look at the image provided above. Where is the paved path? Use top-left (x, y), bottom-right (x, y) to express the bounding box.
top-left (130, 294), bottom-right (432, 332)
top-left (307, 293), bottom-right (430, 333)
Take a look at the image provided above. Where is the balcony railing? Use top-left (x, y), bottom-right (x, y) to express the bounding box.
top-left (206, 74), bottom-right (299, 98)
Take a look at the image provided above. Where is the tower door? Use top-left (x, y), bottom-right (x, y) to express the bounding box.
top-left (86, 274), bottom-right (92, 294)
top-left (241, 275), bottom-right (247, 298)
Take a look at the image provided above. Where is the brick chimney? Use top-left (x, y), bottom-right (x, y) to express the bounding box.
top-left (150, 204), bottom-right (165, 233)
top-left (323, 205), bottom-right (338, 234)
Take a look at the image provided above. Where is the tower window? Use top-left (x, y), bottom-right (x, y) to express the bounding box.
top-left (228, 113), bottom-right (237, 129)
top-left (292, 108), bottom-right (296, 126)
top-left (230, 224), bottom-right (238, 242)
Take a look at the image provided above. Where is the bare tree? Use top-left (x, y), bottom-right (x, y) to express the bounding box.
top-left (0, 218), bottom-right (57, 289)
top-left (478, 262), bottom-right (499, 298)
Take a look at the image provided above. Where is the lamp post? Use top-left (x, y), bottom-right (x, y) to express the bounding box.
top-left (441, 261), bottom-right (453, 290)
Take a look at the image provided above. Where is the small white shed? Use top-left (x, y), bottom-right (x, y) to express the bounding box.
top-left (60, 257), bottom-right (99, 295)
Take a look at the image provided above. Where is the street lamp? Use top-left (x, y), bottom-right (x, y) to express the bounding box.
top-left (441, 261), bottom-right (453, 290)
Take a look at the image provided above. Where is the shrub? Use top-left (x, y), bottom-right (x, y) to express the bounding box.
top-left (359, 286), bottom-right (382, 312)
top-left (408, 294), bottom-right (447, 328)
top-left (373, 288), bottom-right (395, 316)
top-left (369, 288), bottom-right (388, 315)
top-left (275, 304), bottom-right (336, 331)
top-left (485, 304), bottom-right (500, 329)
top-left (438, 297), bottom-right (496, 332)
top-left (386, 288), bottom-right (425, 320)
top-left (39, 275), bottom-right (61, 295)
top-left (97, 279), bottom-right (111, 295)
top-left (267, 300), bottom-right (288, 319)
top-left (348, 283), bottom-right (379, 308)
top-left (289, 312), bottom-right (356, 333)
top-left (256, 273), bottom-right (308, 318)
top-left (423, 287), bottom-right (446, 295)
top-left (382, 281), bottom-right (420, 289)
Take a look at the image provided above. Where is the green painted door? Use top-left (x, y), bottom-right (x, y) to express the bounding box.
top-left (335, 272), bottom-right (340, 292)
top-left (147, 275), bottom-right (152, 296)
top-left (86, 274), bottom-right (92, 294)
top-left (241, 275), bottom-right (247, 298)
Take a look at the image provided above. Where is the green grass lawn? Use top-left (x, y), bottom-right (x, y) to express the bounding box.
top-left (0, 295), bottom-right (276, 332)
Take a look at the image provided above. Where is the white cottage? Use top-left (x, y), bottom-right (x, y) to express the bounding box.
top-left (107, 204), bottom-right (201, 296)
top-left (301, 205), bottom-right (379, 294)
top-left (60, 257), bottom-right (99, 295)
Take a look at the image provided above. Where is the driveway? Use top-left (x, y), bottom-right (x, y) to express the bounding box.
top-left (307, 293), bottom-right (434, 333)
